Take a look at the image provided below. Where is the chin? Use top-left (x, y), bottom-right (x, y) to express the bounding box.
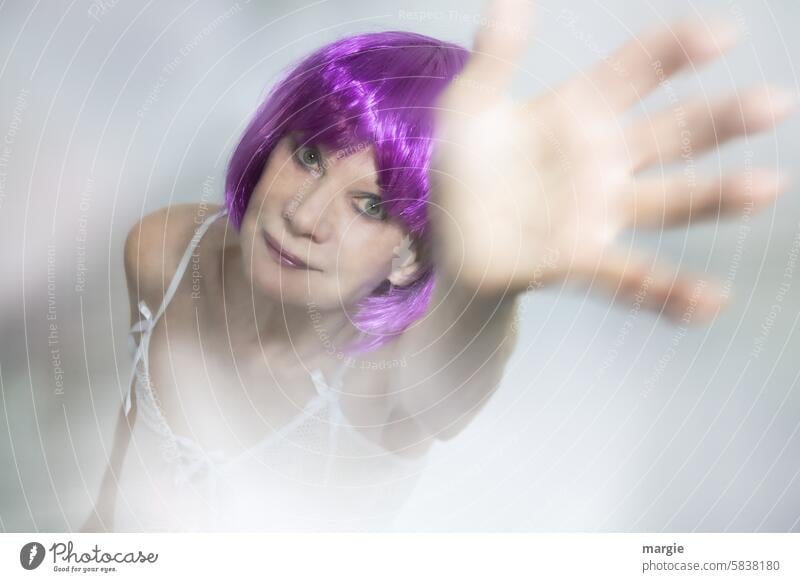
top-left (253, 264), bottom-right (311, 300)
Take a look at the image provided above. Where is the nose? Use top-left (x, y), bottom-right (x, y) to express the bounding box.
top-left (282, 183), bottom-right (333, 243)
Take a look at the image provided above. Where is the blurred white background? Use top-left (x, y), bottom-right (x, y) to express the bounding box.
top-left (0, 0), bottom-right (798, 532)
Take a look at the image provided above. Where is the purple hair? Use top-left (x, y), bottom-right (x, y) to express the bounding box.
top-left (224, 30), bottom-right (469, 353)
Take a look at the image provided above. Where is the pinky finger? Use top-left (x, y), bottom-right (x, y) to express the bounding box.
top-left (585, 248), bottom-right (731, 325)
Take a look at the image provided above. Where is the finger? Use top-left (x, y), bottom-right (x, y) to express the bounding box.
top-left (566, 17), bottom-right (739, 112)
top-left (622, 169), bottom-right (791, 229)
top-left (442, 0), bottom-right (532, 111)
top-left (584, 248), bottom-right (729, 324)
top-left (626, 86), bottom-right (798, 171)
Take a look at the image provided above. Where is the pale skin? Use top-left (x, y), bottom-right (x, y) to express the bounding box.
top-left (82, 0), bottom-right (795, 530)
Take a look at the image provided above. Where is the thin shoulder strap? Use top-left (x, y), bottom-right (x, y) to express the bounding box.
top-left (123, 205), bottom-right (228, 417)
top-left (152, 206), bottom-right (229, 323)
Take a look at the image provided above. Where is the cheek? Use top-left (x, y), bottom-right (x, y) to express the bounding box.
top-left (247, 180), bottom-right (283, 220)
top-left (235, 220), bottom-right (260, 282)
top-left (247, 158), bottom-right (303, 220)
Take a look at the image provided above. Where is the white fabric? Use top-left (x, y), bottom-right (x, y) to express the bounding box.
top-left (114, 207), bottom-right (428, 531)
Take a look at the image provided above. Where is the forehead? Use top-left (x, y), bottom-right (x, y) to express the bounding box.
top-left (338, 148), bottom-right (379, 189)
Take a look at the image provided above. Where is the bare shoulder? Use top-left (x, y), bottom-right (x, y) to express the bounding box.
top-left (123, 203), bottom-right (225, 308)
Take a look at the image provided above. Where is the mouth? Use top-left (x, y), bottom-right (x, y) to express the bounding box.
top-left (262, 230), bottom-right (318, 271)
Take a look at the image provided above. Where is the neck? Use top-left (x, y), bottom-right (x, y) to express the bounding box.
top-left (218, 242), bottom-right (361, 374)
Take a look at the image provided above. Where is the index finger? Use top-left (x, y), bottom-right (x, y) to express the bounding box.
top-left (444, 0), bottom-right (532, 110)
top-left (567, 17), bottom-right (739, 112)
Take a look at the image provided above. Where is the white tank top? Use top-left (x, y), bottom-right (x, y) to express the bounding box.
top-left (113, 207), bottom-right (428, 531)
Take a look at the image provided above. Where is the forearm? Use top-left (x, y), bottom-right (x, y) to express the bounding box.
top-left (397, 275), bottom-right (522, 440)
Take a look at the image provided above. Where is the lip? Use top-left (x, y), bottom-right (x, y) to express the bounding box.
top-left (262, 230), bottom-right (317, 271)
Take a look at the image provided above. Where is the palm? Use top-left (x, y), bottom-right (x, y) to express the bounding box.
top-left (430, 0), bottom-right (794, 322)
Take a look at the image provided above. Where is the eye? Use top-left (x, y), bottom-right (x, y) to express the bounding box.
top-left (293, 141), bottom-right (323, 173)
top-left (352, 194), bottom-right (386, 221)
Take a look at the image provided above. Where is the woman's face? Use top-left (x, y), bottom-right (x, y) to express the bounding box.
top-left (239, 133), bottom-right (406, 311)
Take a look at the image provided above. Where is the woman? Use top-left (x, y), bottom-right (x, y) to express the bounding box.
top-left (84, 0), bottom-right (795, 531)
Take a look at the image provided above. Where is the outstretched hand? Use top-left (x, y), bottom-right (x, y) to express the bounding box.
top-left (428, 0), bottom-right (796, 323)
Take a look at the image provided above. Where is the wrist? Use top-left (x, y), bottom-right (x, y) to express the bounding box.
top-left (432, 265), bottom-right (525, 313)
top-left (432, 241), bottom-right (563, 299)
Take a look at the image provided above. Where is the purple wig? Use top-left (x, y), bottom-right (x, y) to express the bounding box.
top-left (224, 31), bottom-right (469, 353)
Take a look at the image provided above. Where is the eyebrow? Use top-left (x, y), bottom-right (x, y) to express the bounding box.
top-left (354, 189), bottom-right (382, 199)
